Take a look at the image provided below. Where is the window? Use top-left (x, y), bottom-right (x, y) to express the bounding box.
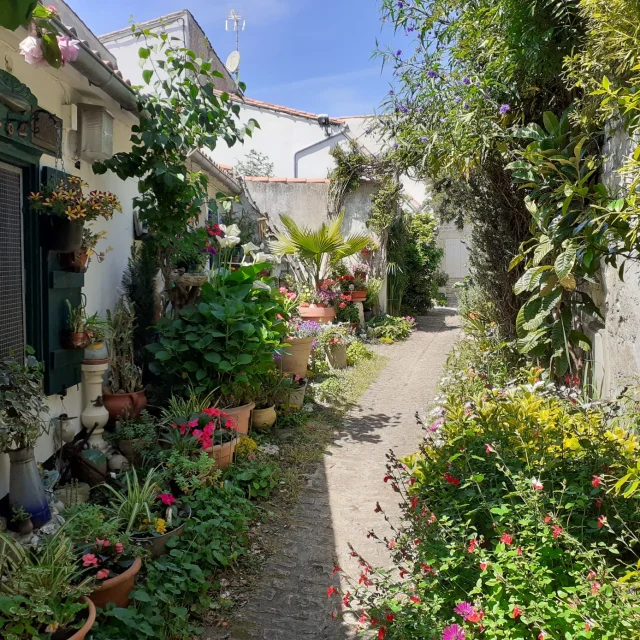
top-left (0, 163), bottom-right (24, 358)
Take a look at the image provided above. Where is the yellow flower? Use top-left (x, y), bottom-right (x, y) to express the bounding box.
top-left (155, 518), bottom-right (166, 534)
top-left (45, 622), bottom-right (60, 633)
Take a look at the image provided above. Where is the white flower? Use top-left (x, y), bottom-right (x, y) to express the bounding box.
top-left (252, 252), bottom-right (273, 264)
top-left (219, 223), bottom-right (241, 237)
top-left (217, 235), bottom-right (241, 248)
top-left (19, 36), bottom-right (46, 66)
top-left (252, 280), bottom-right (271, 292)
top-left (242, 242), bottom-right (260, 254)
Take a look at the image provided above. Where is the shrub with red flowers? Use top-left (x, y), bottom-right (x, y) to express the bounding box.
top-left (329, 361), bottom-right (640, 638)
top-left (78, 538), bottom-right (138, 584)
top-left (338, 274), bottom-right (368, 292)
top-left (168, 406), bottom-right (239, 451)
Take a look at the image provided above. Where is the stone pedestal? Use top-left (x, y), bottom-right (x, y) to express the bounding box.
top-left (354, 302), bottom-right (365, 328)
top-left (81, 361), bottom-right (110, 451)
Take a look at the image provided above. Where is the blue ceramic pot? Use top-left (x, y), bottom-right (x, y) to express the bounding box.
top-left (9, 447), bottom-right (51, 528)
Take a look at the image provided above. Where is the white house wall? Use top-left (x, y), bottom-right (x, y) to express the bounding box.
top-left (0, 30), bottom-right (140, 497)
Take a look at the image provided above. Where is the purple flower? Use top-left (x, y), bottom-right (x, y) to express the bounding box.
top-left (427, 69), bottom-right (438, 78)
top-left (400, 105), bottom-right (409, 113)
top-left (454, 96), bottom-right (462, 104)
top-left (454, 602), bottom-right (476, 620)
top-left (463, 77), bottom-right (471, 85)
top-left (464, 103), bottom-right (470, 109)
top-left (442, 625), bottom-right (465, 640)
top-left (365, 128), bottom-right (371, 134)
top-left (396, 49), bottom-right (402, 57)
top-left (389, 89), bottom-right (395, 95)
top-left (420, 136), bottom-right (428, 142)
top-left (499, 103), bottom-right (511, 115)
top-left (397, 1), bottom-right (403, 6)
top-left (393, 143), bottom-right (399, 149)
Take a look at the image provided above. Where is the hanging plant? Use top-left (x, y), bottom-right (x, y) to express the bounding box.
top-left (0, 0), bottom-right (38, 31)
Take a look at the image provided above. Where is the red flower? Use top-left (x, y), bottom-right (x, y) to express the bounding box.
top-left (399, 568), bottom-right (408, 578)
top-left (467, 611), bottom-right (484, 623)
top-left (386, 613), bottom-right (395, 622)
top-left (595, 498), bottom-right (602, 508)
top-left (378, 627), bottom-right (386, 639)
top-left (383, 475), bottom-right (392, 483)
top-left (544, 515), bottom-right (552, 523)
top-left (96, 569), bottom-right (110, 580)
top-left (410, 495), bottom-right (419, 510)
top-left (342, 592), bottom-right (351, 608)
top-left (588, 570), bottom-right (597, 580)
top-left (591, 581), bottom-right (601, 595)
top-left (516, 546), bottom-right (522, 556)
top-left (409, 595), bottom-right (421, 603)
top-left (327, 587), bottom-right (336, 598)
top-left (82, 553), bottom-right (98, 567)
top-left (467, 538), bottom-right (477, 553)
top-left (157, 493), bottom-right (176, 506)
top-left (597, 515), bottom-right (607, 528)
top-left (479, 561), bottom-right (488, 571)
top-left (339, 302), bottom-right (347, 309)
top-left (359, 574), bottom-right (371, 586)
top-left (512, 606), bottom-right (522, 619)
top-left (538, 632), bottom-right (546, 640)
top-left (552, 526), bottom-right (563, 539)
top-left (500, 533), bottom-right (513, 545)
top-left (388, 540), bottom-right (396, 549)
top-left (592, 475), bottom-right (602, 488)
top-left (332, 564), bottom-right (341, 574)
top-left (374, 503), bottom-right (382, 513)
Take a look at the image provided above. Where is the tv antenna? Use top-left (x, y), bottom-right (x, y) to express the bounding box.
top-left (225, 9), bottom-right (245, 77)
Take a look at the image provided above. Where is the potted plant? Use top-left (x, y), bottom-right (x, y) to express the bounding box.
top-left (278, 318), bottom-right (323, 378)
top-left (353, 262), bottom-right (370, 280)
top-left (84, 312), bottom-right (108, 360)
top-left (0, 531), bottom-right (96, 640)
top-left (0, 350), bottom-right (51, 527)
top-left (60, 228), bottom-right (112, 272)
top-left (317, 325), bottom-right (353, 369)
top-left (252, 372), bottom-right (288, 430)
top-left (298, 279), bottom-right (340, 324)
top-left (279, 375), bottom-right (307, 409)
top-left (109, 409), bottom-right (157, 466)
top-left (64, 298), bottom-right (88, 349)
top-left (104, 297), bottom-right (146, 422)
top-left (336, 297), bottom-right (361, 328)
top-left (338, 274), bottom-right (368, 303)
top-left (29, 176), bottom-right (121, 253)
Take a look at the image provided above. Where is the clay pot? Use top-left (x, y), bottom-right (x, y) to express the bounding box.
top-left (40, 216), bottom-right (83, 253)
top-left (354, 271), bottom-right (367, 280)
top-left (284, 382), bottom-right (307, 409)
top-left (205, 437), bottom-right (238, 470)
top-left (118, 439), bottom-right (144, 467)
top-left (350, 290), bottom-right (367, 303)
top-left (60, 250), bottom-right (89, 273)
top-left (132, 506), bottom-right (191, 558)
top-left (280, 337), bottom-right (314, 378)
top-left (89, 556), bottom-right (142, 608)
top-left (66, 332), bottom-right (89, 349)
top-left (102, 390), bottom-right (147, 423)
top-left (326, 343), bottom-right (348, 369)
top-left (66, 597), bottom-right (96, 640)
top-left (252, 405), bottom-right (277, 431)
top-left (223, 402), bottom-right (255, 436)
top-left (299, 304), bottom-right (336, 325)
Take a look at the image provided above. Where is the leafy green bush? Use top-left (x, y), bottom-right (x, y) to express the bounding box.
top-left (225, 458), bottom-right (281, 499)
top-left (367, 315), bottom-right (416, 342)
top-left (346, 341), bottom-right (374, 366)
top-left (148, 264), bottom-right (287, 403)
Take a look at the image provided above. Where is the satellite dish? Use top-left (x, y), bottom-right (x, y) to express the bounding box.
top-left (226, 51), bottom-right (241, 74)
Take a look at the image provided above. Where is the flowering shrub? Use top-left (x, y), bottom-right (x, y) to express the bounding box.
top-left (29, 177), bottom-right (122, 222)
top-left (78, 538), bottom-right (137, 583)
top-left (169, 407), bottom-right (239, 450)
top-left (287, 318), bottom-right (324, 340)
top-left (338, 274), bottom-right (368, 292)
top-left (367, 315), bottom-right (416, 342)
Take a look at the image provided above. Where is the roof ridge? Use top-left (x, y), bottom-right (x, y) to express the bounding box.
top-left (244, 176), bottom-right (331, 183)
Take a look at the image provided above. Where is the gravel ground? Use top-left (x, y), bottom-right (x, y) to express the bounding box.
top-left (203, 309), bottom-right (461, 640)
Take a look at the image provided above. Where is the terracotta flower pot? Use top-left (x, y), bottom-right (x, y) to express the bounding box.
top-left (299, 305), bottom-right (336, 325)
top-left (60, 249), bottom-right (89, 273)
top-left (102, 390), bottom-right (147, 423)
top-left (132, 505), bottom-right (191, 558)
top-left (223, 402), bottom-right (255, 436)
top-left (350, 290), bottom-right (367, 303)
top-left (89, 556), bottom-right (142, 609)
top-left (326, 343), bottom-right (348, 369)
top-left (66, 332), bottom-right (89, 349)
top-left (67, 597), bottom-right (96, 640)
top-left (205, 437), bottom-right (238, 470)
top-left (252, 405), bottom-right (277, 431)
top-left (280, 336), bottom-right (314, 377)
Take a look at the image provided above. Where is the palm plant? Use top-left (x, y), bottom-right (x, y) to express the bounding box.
top-left (271, 211), bottom-right (371, 288)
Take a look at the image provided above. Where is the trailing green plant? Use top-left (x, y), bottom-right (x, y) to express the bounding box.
top-left (109, 409), bottom-right (158, 459)
top-left (148, 263), bottom-right (287, 402)
top-left (94, 26), bottom-right (256, 243)
top-left (225, 458), bottom-right (281, 499)
top-left (506, 108), bottom-right (640, 377)
top-left (0, 349), bottom-right (48, 453)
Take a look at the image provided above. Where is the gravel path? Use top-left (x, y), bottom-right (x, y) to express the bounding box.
top-left (203, 309), bottom-right (461, 640)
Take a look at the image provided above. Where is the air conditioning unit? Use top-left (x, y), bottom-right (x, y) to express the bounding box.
top-left (78, 104), bottom-right (113, 161)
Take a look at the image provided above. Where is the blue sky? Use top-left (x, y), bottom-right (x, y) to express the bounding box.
top-left (68, 0), bottom-right (402, 117)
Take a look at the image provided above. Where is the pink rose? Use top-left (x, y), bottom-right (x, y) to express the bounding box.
top-left (19, 36), bottom-right (46, 67)
top-left (58, 36), bottom-right (80, 65)
top-left (97, 569), bottom-right (110, 579)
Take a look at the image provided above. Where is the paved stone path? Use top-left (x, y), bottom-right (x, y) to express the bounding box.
top-left (203, 309), bottom-right (461, 640)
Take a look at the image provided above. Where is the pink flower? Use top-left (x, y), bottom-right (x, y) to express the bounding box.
top-left (57, 36), bottom-right (80, 64)
top-left (409, 595), bottom-right (420, 603)
top-left (588, 570), bottom-right (597, 580)
top-left (442, 624), bottom-right (465, 640)
top-left (225, 418), bottom-right (238, 430)
top-left (115, 542), bottom-right (124, 553)
top-left (485, 443), bottom-right (495, 454)
top-left (597, 515), bottom-right (607, 528)
top-left (552, 526), bottom-right (563, 539)
top-left (500, 533), bottom-right (513, 545)
top-left (516, 546), bottom-right (522, 556)
top-left (467, 538), bottom-right (477, 553)
top-left (591, 581), bottom-right (601, 595)
top-left (82, 553), bottom-right (98, 567)
top-left (479, 561), bottom-right (488, 571)
top-left (96, 569), bottom-right (110, 579)
top-left (454, 602), bottom-right (476, 620)
top-left (512, 606), bottom-right (522, 618)
top-left (327, 586), bottom-right (336, 598)
top-left (157, 493), bottom-right (176, 506)
top-left (592, 475), bottom-right (602, 488)
top-left (187, 419), bottom-right (199, 429)
top-left (531, 478), bottom-right (543, 491)
top-left (19, 36), bottom-right (46, 67)
top-left (95, 538), bottom-right (110, 548)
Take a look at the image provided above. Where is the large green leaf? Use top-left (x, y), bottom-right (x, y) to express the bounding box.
top-left (0, 0), bottom-right (37, 30)
top-left (554, 245), bottom-right (576, 279)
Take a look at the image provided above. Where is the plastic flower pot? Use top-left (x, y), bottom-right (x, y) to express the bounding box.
top-left (252, 405), bottom-right (277, 431)
top-left (102, 390), bottom-right (147, 424)
top-left (223, 402), bottom-right (255, 436)
top-left (40, 215), bottom-right (84, 252)
top-left (8, 447), bottom-right (51, 528)
top-left (299, 304), bottom-right (336, 324)
top-left (205, 437), bottom-right (238, 470)
top-left (68, 597), bottom-right (96, 640)
top-left (326, 343), bottom-right (348, 369)
top-left (89, 556), bottom-right (142, 609)
top-left (132, 505), bottom-right (192, 558)
top-left (280, 336), bottom-right (314, 377)
top-left (350, 290), bottom-right (367, 303)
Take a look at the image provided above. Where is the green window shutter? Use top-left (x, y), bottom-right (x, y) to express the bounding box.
top-left (41, 166), bottom-right (84, 396)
